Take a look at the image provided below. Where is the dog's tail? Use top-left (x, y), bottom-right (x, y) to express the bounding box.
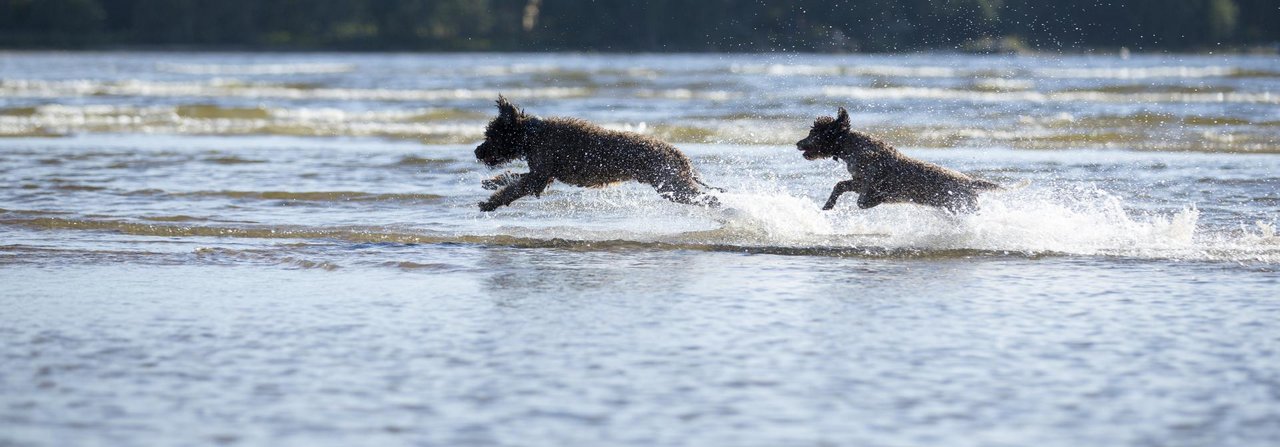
top-left (1000, 179), bottom-right (1032, 191)
top-left (694, 176), bottom-right (727, 193)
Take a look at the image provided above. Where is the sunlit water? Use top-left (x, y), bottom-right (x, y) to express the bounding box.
top-left (2, 52), bottom-right (1278, 446)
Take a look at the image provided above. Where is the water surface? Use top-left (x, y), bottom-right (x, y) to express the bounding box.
top-left (2, 52), bottom-right (1278, 446)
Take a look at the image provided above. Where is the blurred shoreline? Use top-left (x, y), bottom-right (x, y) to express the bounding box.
top-left (1, 44), bottom-right (1277, 56)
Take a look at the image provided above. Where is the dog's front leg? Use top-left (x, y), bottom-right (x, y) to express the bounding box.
top-left (822, 179), bottom-right (858, 210)
top-left (479, 172), bottom-right (552, 211)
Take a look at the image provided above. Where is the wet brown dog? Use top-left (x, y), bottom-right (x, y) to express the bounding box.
top-left (798, 107), bottom-right (1000, 213)
top-left (475, 96), bottom-right (720, 211)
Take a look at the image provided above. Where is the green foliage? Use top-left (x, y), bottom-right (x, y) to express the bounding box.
top-left (0, 0), bottom-right (1275, 51)
top-left (1207, 0), bottom-right (1240, 40)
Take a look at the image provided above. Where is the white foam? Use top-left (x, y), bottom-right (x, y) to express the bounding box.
top-left (157, 62), bottom-right (356, 75)
top-left (731, 64), bottom-right (843, 76)
top-left (0, 79), bottom-right (591, 102)
top-left (729, 63), bottom-right (1274, 80)
top-left (1036, 66), bottom-right (1245, 79)
top-left (730, 64), bottom-right (972, 78)
top-left (635, 89), bottom-right (737, 100)
top-left (974, 78), bottom-right (1035, 91)
top-left (469, 65), bottom-right (660, 78)
top-left (0, 103), bottom-right (484, 138)
top-left (711, 192), bottom-right (834, 243)
top-left (645, 184), bottom-right (1276, 263)
top-left (822, 86), bottom-right (1280, 105)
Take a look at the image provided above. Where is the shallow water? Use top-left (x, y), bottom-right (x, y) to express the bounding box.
top-left (2, 52), bottom-right (1279, 446)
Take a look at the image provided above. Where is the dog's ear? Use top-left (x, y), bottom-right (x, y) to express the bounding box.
top-left (496, 95), bottom-right (524, 123)
top-left (835, 107), bottom-right (851, 132)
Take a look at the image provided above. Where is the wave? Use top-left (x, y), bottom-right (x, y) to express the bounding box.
top-left (635, 88), bottom-right (738, 100)
top-left (971, 77), bottom-right (1035, 91)
top-left (4, 103), bottom-right (1273, 152)
top-left (731, 64), bottom-right (994, 78)
top-left (0, 103), bottom-right (487, 142)
top-left (0, 244), bottom-right (340, 270)
top-left (821, 86), bottom-right (1280, 105)
top-left (1035, 66), bottom-right (1280, 79)
top-left (156, 62), bottom-right (357, 75)
top-left (1, 103), bottom-right (474, 121)
top-left (130, 190), bottom-right (447, 203)
top-left (470, 65), bottom-right (660, 78)
top-left (15, 78), bottom-right (1274, 109)
top-left (0, 79), bottom-right (592, 102)
top-left (193, 247), bottom-right (340, 270)
top-left (729, 64), bottom-right (1279, 79)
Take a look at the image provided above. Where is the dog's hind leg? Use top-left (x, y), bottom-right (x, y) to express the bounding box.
top-left (656, 179), bottom-right (720, 208)
top-left (942, 190), bottom-right (980, 214)
top-left (855, 186), bottom-right (888, 209)
top-left (694, 176), bottom-right (727, 193)
top-left (479, 173), bottom-right (552, 211)
top-left (822, 179), bottom-right (858, 210)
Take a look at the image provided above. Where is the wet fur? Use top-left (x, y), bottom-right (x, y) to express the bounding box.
top-left (797, 107), bottom-right (1001, 213)
top-left (475, 96), bottom-right (720, 211)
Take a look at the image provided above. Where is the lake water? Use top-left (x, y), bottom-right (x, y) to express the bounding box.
top-left (1, 52), bottom-right (1278, 446)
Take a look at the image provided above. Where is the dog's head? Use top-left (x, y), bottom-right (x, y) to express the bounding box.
top-left (475, 95), bottom-right (530, 167)
top-left (797, 107), bottom-right (851, 160)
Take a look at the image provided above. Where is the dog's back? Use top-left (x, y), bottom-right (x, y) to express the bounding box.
top-left (855, 144), bottom-right (998, 212)
top-left (526, 117), bottom-right (698, 189)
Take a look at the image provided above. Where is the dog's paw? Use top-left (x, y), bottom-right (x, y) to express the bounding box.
top-left (478, 201), bottom-right (499, 212)
top-left (821, 203), bottom-right (836, 211)
top-left (481, 172), bottom-right (521, 190)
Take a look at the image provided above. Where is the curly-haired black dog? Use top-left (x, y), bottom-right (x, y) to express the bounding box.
top-left (798, 107), bottom-right (1001, 213)
top-left (475, 96), bottom-right (721, 211)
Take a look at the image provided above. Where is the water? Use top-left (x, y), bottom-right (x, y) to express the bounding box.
top-left (2, 51), bottom-right (1278, 446)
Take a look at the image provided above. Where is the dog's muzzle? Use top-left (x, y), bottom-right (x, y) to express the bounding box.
top-left (475, 143), bottom-right (501, 166)
top-left (797, 144), bottom-right (825, 160)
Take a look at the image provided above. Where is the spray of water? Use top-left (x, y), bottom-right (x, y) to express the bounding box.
top-left (479, 178), bottom-right (1276, 263)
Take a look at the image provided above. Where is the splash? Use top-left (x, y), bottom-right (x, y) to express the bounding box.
top-left (636, 182), bottom-right (1278, 263)
top-left (457, 179), bottom-right (1276, 263)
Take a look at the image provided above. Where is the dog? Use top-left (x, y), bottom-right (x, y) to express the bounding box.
top-left (797, 107), bottom-right (1001, 213)
top-left (475, 96), bottom-right (721, 211)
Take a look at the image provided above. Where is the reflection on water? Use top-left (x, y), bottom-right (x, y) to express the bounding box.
top-left (1, 52), bottom-right (1279, 447)
top-left (3, 257), bottom-right (1278, 446)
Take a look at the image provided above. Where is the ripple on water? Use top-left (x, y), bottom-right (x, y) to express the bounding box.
top-left (2, 52), bottom-right (1280, 447)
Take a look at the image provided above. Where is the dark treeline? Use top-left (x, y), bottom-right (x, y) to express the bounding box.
top-left (1, 0), bottom-right (1277, 52)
